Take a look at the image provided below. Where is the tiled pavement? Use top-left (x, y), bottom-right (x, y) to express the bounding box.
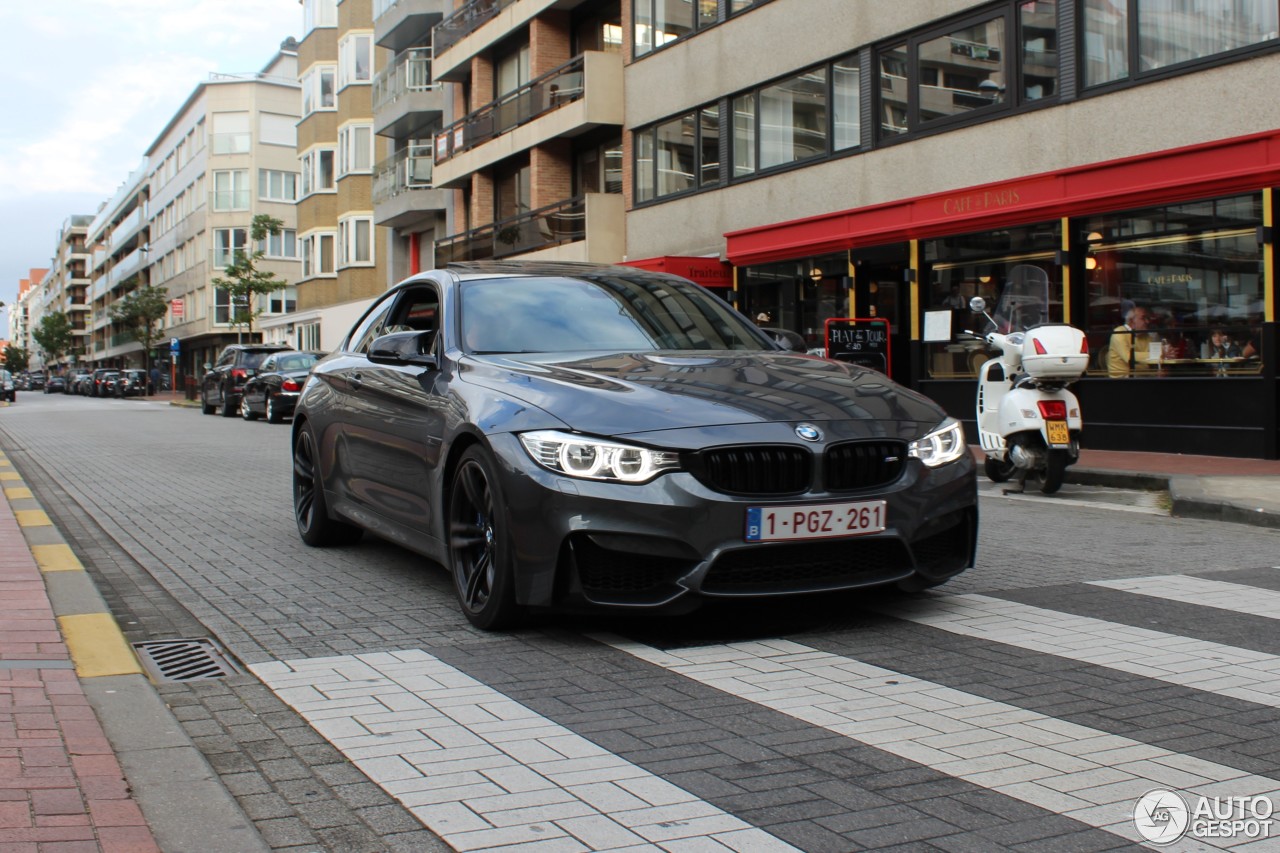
top-left (0, 457), bottom-right (159, 852)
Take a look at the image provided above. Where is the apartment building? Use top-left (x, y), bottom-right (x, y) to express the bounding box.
top-left (618, 0), bottom-right (1280, 459)
top-left (428, 0), bottom-right (625, 266)
top-left (9, 271), bottom-right (46, 365)
top-left (86, 164), bottom-right (150, 369)
top-left (31, 217), bottom-right (94, 372)
top-left (143, 45), bottom-right (303, 379)
top-left (371, 0), bottom-right (451, 282)
top-left (283, 0), bottom-right (391, 352)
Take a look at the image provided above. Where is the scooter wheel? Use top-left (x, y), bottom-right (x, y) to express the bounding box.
top-left (1040, 449), bottom-right (1068, 495)
top-left (984, 457), bottom-right (1016, 483)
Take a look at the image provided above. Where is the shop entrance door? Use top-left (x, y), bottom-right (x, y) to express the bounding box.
top-left (851, 246), bottom-right (911, 381)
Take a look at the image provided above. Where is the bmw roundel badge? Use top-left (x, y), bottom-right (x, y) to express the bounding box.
top-left (795, 424), bottom-right (822, 442)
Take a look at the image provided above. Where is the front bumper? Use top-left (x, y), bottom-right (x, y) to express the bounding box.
top-left (486, 432), bottom-right (978, 613)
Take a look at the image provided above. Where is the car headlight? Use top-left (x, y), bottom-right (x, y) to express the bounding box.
top-left (519, 430), bottom-right (680, 484)
top-left (908, 418), bottom-right (966, 468)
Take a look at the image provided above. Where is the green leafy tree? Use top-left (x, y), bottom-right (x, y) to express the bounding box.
top-left (3, 345), bottom-right (30, 373)
top-left (109, 285), bottom-right (169, 375)
top-left (32, 312), bottom-right (75, 368)
top-left (211, 214), bottom-right (289, 337)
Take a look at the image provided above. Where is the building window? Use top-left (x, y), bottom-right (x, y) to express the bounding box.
top-left (259, 169), bottom-right (298, 201)
top-left (212, 170), bottom-right (250, 210)
top-left (1083, 0), bottom-right (1276, 88)
top-left (339, 217), bottom-right (373, 267)
top-left (297, 322), bottom-right (321, 351)
top-left (760, 66), bottom-right (827, 168)
top-left (634, 105), bottom-right (720, 203)
top-left (339, 125), bottom-right (373, 175)
top-left (339, 33), bottom-right (373, 88)
top-left (877, 2), bottom-right (1059, 140)
top-left (303, 0), bottom-right (337, 33)
top-left (301, 149), bottom-right (335, 196)
top-left (258, 229), bottom-right (298, 259)
top-left (633, 0), bottom-right (716, 57)
top-left (215, 287), bottom-right (234, 324)
top-left (832, 53), bottom-right (861, 150)
top-left (210, 112), bottom-right (251, 154)
top-left (301, 232), bottom-right (336, 278)
top-left (268, 286), bottom-right (297, 314)
top-left (302, 65), bottom-right (337, 115)
top-left (213, 228), bottom-right (248, 268)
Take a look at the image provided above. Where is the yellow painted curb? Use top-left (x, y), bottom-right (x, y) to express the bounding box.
top-left (5, 486), bottom-right (33, 500)
top-left (32, 543), bottom-right (84, 573)
top-left (58, 613), bottom-right (143, 678)
top-left (15, 509), bottom-right (52, 527)
top-left (0, 472), bottom-right (19, 481)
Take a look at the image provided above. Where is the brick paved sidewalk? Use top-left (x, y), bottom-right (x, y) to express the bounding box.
top-left (0, 487), bottom-right (159, 852)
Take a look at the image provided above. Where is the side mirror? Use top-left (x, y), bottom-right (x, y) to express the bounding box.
top-left (968, 297), bottom-right (987, 313)
top-left (368, 330), bottom-right (438, 368)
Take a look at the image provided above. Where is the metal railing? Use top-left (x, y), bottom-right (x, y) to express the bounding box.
top-left (373, 48), bottom-right (437, 112)
top-left (435, 55), bottom-right (585, 164)
top-left (435, 195), bottom-right (586, 264)
top-left (433, 0), bottom-right (518, 55)
top-left (373, 143), bottom-right (435, 204)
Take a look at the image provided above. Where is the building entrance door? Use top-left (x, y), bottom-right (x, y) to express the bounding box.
top-left (852, 245), bottom-right (911, 381)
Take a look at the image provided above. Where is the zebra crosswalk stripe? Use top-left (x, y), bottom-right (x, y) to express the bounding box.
top-left (595, 634), bottom-right (1277, 850)
top-left (878, 593), bottom-right (1280, 708)
top-left (1090, 574), bottom-right (1280, 620)
top-left (251, 650), bottom-right (801, 853)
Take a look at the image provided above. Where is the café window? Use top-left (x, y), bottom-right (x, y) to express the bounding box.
top-left (921, 222), bottom-right (1062, 378)
top-left (1083, 0), bottom-right (1278, 88)
top-left (878, 2), bottom-right (1059, 139)
top-left (633, 105), bottom-right (720, 203)
top-left (1081, 193), bottom-right (1264, 378)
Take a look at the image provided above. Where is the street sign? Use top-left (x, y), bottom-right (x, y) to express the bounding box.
top-left (169, 337), bottom-right (180, 354)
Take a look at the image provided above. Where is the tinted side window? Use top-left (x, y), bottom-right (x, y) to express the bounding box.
top-left (349, 302), bottom-right (395, 355)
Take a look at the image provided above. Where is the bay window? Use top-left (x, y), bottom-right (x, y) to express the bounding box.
top-left (339, 217), bottom-right (373, 267)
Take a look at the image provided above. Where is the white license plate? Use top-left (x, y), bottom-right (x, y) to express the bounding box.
top-left (745, 500), bottom-right (887, 542)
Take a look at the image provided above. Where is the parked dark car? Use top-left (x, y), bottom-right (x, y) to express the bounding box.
top-left (292, 262), bottom-right (977, 630)
top-left (115, 369), bottom-right (149, 397)
top-left (0, 370), bottom-right (15, 402)
top-left (64, 370), bottom-right (88, 394)
top-left (88, 368), bottom-right (117, 397)
top-left (201, 344), bottom-right (292, 417)
top-left (24, 374), bottom-right (45, 391)
top-left (99, 371), bottom-right (122, 397)
top-left (44, 376), bottom-right (67, 394)
top-left (241, 351), bottom-right (323, 424)
top-left (74, 373), bottom-right (94, 395)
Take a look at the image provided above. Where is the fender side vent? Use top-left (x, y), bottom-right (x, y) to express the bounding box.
top-left (132, 638), bottom-right (239, 683)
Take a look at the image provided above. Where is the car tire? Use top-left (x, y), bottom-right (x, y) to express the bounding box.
top-left (220, 387), bottom-right (238, 417)
top-left (293, 424), bottom-right (363, 547)
top-left (447, 446), bottom-right (522, 631)
top-left (241, 393), bottom-right (259, 421)
top-left (201, 391), bottom-right (216, 415)
top-left (266, 394), bottom-right (283, 424)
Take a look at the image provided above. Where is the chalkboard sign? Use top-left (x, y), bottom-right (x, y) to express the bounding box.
top-left (825, 318), bottom-right (891, 377)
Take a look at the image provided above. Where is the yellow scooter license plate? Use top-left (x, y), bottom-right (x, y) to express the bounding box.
top-left (1045, 419), bottom-right (1070, 447)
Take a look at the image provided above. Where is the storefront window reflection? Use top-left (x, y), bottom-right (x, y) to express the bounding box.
top-left (738, 255), bottom-right (848, 351)
top-left (1083, 193), bottom-right (1265, 377)
top-left (918, 18), bottom-right (1006, 124)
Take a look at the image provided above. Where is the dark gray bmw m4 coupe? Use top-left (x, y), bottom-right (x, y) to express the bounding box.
top-left (292, 262), bottom-right (977, 629)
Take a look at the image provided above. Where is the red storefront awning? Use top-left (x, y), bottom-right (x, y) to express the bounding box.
top-left (622, 255), bottom-right (733, 288)
top-left (726, 129), bottom-right (1280, 267)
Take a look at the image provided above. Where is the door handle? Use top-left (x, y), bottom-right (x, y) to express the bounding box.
top-left (350, 372), bottom-right (363, 390)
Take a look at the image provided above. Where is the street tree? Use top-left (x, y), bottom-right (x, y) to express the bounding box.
top-left (211, 214), bottom-right (289, 338)
top-left (109, 285), bottom-right (169, 375)
top-left (3, 345), bottom-right (30, 373)
top-left (31, 312), bottom-right (75, 369)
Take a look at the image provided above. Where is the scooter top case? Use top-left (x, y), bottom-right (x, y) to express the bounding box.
top-left (1019, 324), bottom-right (1088, 381)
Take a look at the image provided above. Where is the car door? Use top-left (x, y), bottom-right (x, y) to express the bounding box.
top-left (339, 283), bottom-right (448, 544)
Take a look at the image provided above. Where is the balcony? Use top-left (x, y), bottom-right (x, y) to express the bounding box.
top-left (375, 0), bottom-right (445, 54)
top-left (373, 48), bottom-right (445, 139)
top-left (433, 51), bottom-right (621, 189)
top-left (432, 0), bottom-right (517, 73)
top-left (108, 247), bottom-right (148, 288)
top-left (434, 193), bottom-right (623, 265)
top-left (108, 203), bottom-right (147, 252)
top-left (373, 144), bottom-right (449, 228)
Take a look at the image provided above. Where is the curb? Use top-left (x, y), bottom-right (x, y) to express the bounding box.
top-left (0, 452), bottom-right (269, 853)
top-left (1067, 467), bottom-right (1280, 529)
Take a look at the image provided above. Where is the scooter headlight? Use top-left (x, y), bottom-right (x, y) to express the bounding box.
top-left (519, 430), bottom-right (681, 484)
top-left (909, 418), bottom-right (967, 468)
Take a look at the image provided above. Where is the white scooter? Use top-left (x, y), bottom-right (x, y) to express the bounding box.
top-left (968, 265), bottom-right (1088, 494)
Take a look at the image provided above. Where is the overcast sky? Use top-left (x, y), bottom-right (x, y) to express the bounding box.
top-left (0, 0), bottom-right (300, 333)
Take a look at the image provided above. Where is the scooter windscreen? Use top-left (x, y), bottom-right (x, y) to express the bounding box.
top-left (980, 264), bottom-right (1053, 335)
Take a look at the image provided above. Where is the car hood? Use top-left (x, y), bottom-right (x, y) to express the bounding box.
top-left (461, 351), bottom-right (947, 437)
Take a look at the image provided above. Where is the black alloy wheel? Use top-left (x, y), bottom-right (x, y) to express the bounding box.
top-left (266, 393), bottom-right (283, 424)
top-left (447, 447), bottom-right (521, 630)
top-left (292, 425), bottom-right (362, 546)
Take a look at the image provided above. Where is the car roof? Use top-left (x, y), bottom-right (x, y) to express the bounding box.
top-left (442, 261), bottom-right (678, 283)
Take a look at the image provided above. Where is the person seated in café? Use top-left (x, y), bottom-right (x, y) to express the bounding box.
top-left (1207, 327), bottom-right (1242, 359)
top-left (1107, 301), bottom-right (1153, 377)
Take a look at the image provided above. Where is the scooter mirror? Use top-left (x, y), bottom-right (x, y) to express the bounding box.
top-left (968, 296), bottom-right (987, 313)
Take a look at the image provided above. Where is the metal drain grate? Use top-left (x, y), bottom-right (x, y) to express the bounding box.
top-left (132, 638), bottom-right (239, 683)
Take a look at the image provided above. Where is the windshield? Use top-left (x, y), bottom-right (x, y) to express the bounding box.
top-left (985, 264), bottom-right (1053, 334)
top-left (459, 274), bottom-right (768, 354)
